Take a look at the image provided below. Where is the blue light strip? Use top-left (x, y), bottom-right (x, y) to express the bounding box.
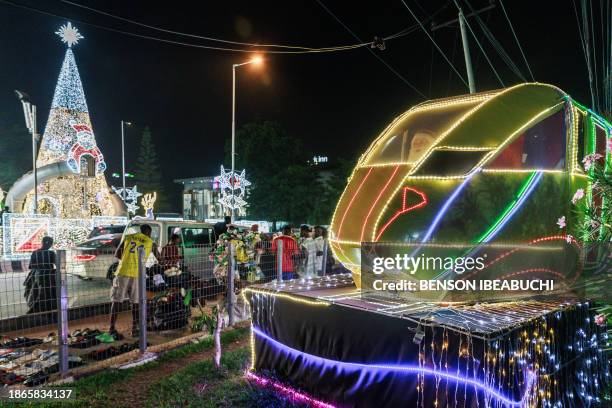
top-left (252, 326), bottom-right (535, 407)
top-left (420, 168), bottom-right (480, 243)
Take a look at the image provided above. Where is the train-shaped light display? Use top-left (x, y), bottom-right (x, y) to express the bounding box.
top-left (329, 83), bottom-right (612, 288)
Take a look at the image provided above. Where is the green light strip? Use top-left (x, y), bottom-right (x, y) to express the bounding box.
top-left (474, 172), bottom-right (538, 243)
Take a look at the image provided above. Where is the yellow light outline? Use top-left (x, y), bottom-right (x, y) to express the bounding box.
top-left (329, 83), bottom-right (569, 272)
top-left (370, 102), bottom-right (565, 242)
top-left (359, 92), bottom-right (497, 166)
top-left (243, 287), bottom-right (330, 307)
top-left (329, 237), bottom-right (564, 250)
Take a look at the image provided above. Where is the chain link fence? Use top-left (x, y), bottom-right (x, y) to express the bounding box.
top-left (0, 233), bottom-right (337, 388)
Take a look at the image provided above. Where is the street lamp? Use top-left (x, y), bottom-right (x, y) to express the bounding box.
top-left (231, 55), bottom-right (263, 221)
top-left (121, 120), bottom-right (132, 203)
top-left (15, 90), bottom-right (39, 214)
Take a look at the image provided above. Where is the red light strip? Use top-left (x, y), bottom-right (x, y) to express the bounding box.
top-left (485, 235), bottom-right (579, 269)
top-left (359, 165), bottom-right (401, 242)
top-left (74, 254), bottom-right (96, 262)
top-left (374, 187), bottom-right (428, 241)
top-left (336, 167), bottom-right (373, 239)
top-left (461, 235), bottom-right (580, 280)
top-left (499, 268), bottom-right (565, 280)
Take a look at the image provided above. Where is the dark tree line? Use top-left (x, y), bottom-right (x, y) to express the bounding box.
top-left (226, 121), bottom-right (353, 225)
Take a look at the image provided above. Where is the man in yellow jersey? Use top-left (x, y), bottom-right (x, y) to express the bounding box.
top-left (108, 224), bottom-right (160, 337)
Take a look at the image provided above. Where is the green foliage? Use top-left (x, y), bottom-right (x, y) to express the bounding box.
top-left (0, 113), bottom-right (30, 197)
top-left (227, 120), bottom-right (353, 225)
top-left (148, 347), bottom-right (310, 408)
top-left (191, 305), bottom-right (218, 335)
top-left (134, 127), bottom-right (169, 212)
top-left (310, 158), bottom-right (355, 225)
top-left (575, 163), bottom-right (612, 242)
top-left (147, 348), bottom-right (251, 408)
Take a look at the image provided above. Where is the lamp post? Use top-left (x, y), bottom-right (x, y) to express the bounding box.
top-left (120, 120), bottom-right (132, 203)
top-left (231, 55), bottom-right (263, 222)
top-left (15, 90), bottom-right (38, 214)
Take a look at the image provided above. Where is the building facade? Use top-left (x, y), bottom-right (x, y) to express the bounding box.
top-left (174, 176), bottom-right (247, 221)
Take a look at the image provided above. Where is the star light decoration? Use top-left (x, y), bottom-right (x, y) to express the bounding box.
top-left (112, 185), bottom-right (142, 215)
top-left (55, 22), bottom-right (83, 48)
top-left (215, 165), bottom-right (251, 211)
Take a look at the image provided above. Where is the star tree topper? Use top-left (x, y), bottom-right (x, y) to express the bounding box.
top-left (56, 22), bottom-right (84, 47)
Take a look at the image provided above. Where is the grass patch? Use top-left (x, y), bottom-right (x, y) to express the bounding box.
top-left (147, 347), bottom-right (252, 408)
top-left (147, 348), bottom-right (311, 408)
top-left (0, 327), bottom-right (250, 408)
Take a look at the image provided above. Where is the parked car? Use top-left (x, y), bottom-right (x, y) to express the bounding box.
top-left (87, 224), bottom-right (126, 240)
top-left (67, 234), bottom-right (122, 280)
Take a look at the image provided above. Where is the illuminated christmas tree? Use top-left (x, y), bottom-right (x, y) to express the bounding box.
top-left (23, 23), bottom-right (123, 218)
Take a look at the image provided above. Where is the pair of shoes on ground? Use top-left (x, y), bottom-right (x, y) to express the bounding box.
top-left (1, 337), bottom-right (43, 348)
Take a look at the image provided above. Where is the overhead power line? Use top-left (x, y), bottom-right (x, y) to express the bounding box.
top-left (399, 0), bottom-right (469, 89)
top-left (498, 0), bottom-right (534, 81)
top-left (0, 0), bottom-right (411, 54)
top-left (61, 0), bottom-right (368, 51)
top-left (451, 0), bottom-right (505, 87)
top-left (315, 0), bottom-right (426, 97)
top-left (461, 0), bottom-right (526, 83)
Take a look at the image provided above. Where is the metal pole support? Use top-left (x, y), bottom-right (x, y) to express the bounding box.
top-left (458, 8), bottom-right (476, 94)
top-left (31, 105), bottom-right (38, 214)
top-left (321, 240), bottom-right (329, 276)
top-left (227, 242), bottom-right (236, 326)
top-left (137, 247), bottom-right (147, 354)
top-left (276, 239), bottom-right (283, 283)
top-left (55, 250), bottom-right (68, 377)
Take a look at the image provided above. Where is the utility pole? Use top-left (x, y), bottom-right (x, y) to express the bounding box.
top-left (431, 3), bottom-right (495, 94)
top-left (458, 8), bottom-right (476, 93)
top-left (15, 90), bottom-right (39, 213)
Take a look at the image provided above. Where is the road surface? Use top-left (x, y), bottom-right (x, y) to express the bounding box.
top-left (0, 272), bottom-right (110, 319)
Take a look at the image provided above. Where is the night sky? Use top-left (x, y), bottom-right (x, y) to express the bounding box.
top-left (0, 0), bottom-right (594, 200)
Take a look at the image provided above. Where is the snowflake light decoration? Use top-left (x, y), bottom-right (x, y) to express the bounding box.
top-left (56, 22), bottom-right (83, 47)
top-left (112, 185), bottom-right (142, 215)
top-left (215, 165), bottom-right (251, 211)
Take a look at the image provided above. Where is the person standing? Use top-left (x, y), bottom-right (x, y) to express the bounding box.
top-left (271, 225), bottom-right (299, 280)
top-left (314, 226), bottom-right (333, 275)
top-left (24, 236), bottom-right (57, 314)
top-left (160, 233), bottom-right (182, 270)
top-left (109, 224), bottom-right (159, 337)
top-left (299, 225), bottom-right (317, 278)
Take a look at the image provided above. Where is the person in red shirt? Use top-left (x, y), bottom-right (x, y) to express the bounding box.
top-left (160, 233), bottom-right (183, 270)
top-left (271, 226), bottom-right (299, 280)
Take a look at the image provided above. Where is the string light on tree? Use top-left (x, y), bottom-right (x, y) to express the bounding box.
top-left (20, 23), bottom-right (121, 218)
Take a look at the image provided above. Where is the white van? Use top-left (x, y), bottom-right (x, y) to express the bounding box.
top-left (120, 219), bottom-right (216, 279)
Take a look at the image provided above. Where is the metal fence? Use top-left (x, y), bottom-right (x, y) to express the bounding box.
top-left (0, 234), bottom-right (338, 388)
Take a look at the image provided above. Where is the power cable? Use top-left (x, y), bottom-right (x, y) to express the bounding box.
top-left (315, 0), bottom-right (426, 97)
top-left (461, 0), bottom-right (525, 83)
top-left (578, 0), bottom-right (597, 109)
top-left (451, 0), bottom-right (505, 87)
top-left (399, 0), bottom-right (469, 89)
top-left (0, 0), bottom-right (377, 54)
top-left (588, 0), bottom-right (600, 110)
top-left (498, 0), bottom-right (534, 81)
top-left (446, 27), bottom-right (460, 94)
top-left (61, 0), bottom-right (370, 51)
